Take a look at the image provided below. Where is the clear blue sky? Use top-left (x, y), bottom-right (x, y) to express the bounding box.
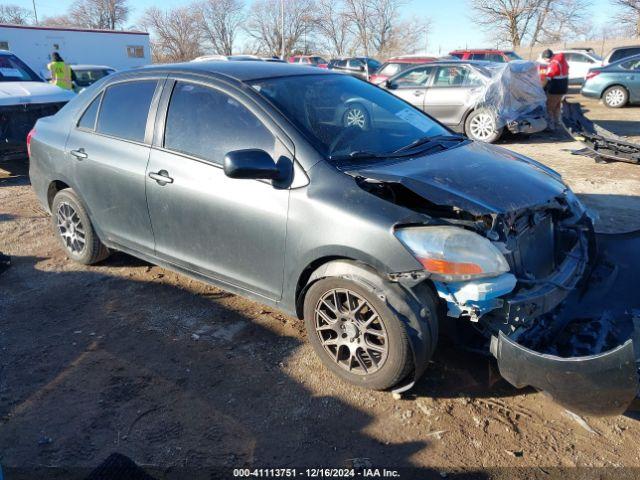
top-left (16, 0), bottom-right (614, 54)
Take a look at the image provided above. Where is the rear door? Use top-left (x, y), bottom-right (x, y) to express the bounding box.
top-left (621, 58), bottom-right (640, 101)
top-left (424, 65), bottom-right (485, 126)
top-left (65, 77), bottom-right (162, 254)
top-left (145, 78), bottom-right (292, 300)
top-left (387, 65), bottom-right (434, 110)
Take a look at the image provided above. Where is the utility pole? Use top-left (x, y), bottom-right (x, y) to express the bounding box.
top-left (280, 0), bottom-right (285, 59)
top-left (32, 0), bottom-right (39, 24)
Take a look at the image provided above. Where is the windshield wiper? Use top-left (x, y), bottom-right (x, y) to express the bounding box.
top-left (393, 134), bottom-right (466, 154)
top-left (329, 150), bottom-right (386, 162)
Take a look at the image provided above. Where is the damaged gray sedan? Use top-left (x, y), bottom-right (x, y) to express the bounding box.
top-left (28, 62), bottom-right (638, 415)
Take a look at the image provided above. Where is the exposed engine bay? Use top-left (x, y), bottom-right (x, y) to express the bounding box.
top-left (351, 158), bottom-right (639, 416)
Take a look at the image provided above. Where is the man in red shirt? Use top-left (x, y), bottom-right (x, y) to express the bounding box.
top-left (541, 49), bottom-right (569, 131)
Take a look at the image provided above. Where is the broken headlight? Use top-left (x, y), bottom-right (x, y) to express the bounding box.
top-left (395, 226), bottom-right (510, 281)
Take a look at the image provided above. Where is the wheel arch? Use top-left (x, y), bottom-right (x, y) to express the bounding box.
top-left (47, 180), bottom-right (71, 209)
top-left (295, 257), bottom-right (440, 392)
top-left (600, 83), bottom-right (629, 99)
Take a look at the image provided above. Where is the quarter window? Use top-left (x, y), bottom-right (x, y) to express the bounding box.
top-left (96, 80), bottom-right (157, 143)
top-left (77, 93), bottom-right (102, 130)
top-left (163, 82), bottom-right (275, 165)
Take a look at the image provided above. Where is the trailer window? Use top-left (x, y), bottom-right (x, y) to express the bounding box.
top-left (127, 46), bottom-right (145, 58)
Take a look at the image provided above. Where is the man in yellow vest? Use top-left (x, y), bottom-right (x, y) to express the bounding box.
top-left (47, 52), bottom-right (73, 90)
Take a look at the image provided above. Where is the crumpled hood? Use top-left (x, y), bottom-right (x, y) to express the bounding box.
top-left (347, 141), bottom-right (567, 215)
top-left (0, 81), bottom-right (75, 106)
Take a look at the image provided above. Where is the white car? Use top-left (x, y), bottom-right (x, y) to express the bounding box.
top-left (539, 49), bottom-right (603, 84)
top-left (0, 50), bottom-right (75, 161)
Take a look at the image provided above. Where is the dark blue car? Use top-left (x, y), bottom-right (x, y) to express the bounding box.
top-left (581, 54), bottom-right (640, 108)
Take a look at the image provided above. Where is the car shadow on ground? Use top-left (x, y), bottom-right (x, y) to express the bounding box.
top-left (0, 157), bottom-right (30, 188)
top-left (0, 255), bottom-right (436, 477)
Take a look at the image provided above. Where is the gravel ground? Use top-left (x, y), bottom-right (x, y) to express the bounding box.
top-left (1, 93), bottom-right (639, 478)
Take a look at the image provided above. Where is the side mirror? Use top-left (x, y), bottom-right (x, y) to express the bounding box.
top-left (223, 149), bottom-right (282, 180)
top-left (385, 80), bottom-right (397, 90)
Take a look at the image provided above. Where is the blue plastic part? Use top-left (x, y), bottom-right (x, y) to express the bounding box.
top-left (434, 273), bottom-right (517, 319)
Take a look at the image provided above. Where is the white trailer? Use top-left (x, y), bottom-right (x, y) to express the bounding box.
top-left (0, 23), bottom-right (150, 77)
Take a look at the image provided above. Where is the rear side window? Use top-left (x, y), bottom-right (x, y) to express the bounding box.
top-left (470, 53), bottom-right (486, 60)
top-left (164, 82), bottom-right (275, 165)
top-left (78, 93), bottom-right (102, 130)
top-left (611, 47), bottom-right (640, 63)
top-left (96, 80), bottom-right (157, 143)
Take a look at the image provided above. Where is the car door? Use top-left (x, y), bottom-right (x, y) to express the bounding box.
top-left (65, 78), bottom-right (162, 254)
top-left (145, 79), bottom-right (292, 300)
top-left (387, 66), bottom-right (434, 110)
top-left (424, 65), bottom-right (484, 126)
top-left (566, 53), bottom-right (592, 82)
top-left (621, 58), bottom-right (640, 101)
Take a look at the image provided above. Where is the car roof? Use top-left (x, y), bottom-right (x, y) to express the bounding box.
top-left (139, 61), bottom-right (335, 82)
top-left (71, 64), bottom-right (115, 70)
top-left (386, 56), bottom-right (436, 63)
top-left (450, 49), bottom-right (511, 54)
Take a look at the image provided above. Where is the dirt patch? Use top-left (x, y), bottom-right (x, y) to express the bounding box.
top-left (1, 96), bottom-right (640, 475)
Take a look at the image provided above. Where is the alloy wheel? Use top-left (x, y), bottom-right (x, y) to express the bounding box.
top-left (469, 112), bottom-right (496, 141)
top-left (344, 108), bottom-right (367, 129)
top-left (605, 88), bottom-right (625, 107)
top-left (56, 202), bottom-right (86, 254)
top-left (314, 288), bottom-right (389, 375)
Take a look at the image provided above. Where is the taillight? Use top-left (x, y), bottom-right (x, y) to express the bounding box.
top-left (26, 128), bottom-right (35, 158)
top-left (585, 70), bottom-right (600, 80)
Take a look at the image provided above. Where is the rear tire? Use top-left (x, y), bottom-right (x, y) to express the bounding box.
top-left (303, 276), bottom-right (415, 390)
top-left (52, 189), bottom-right (109, 265)
top-left (465, 109), bottom-right (503, 143)
top-left (602, 86), bottom-right (628, 108)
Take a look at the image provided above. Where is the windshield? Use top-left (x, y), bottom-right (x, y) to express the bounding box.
top-left (377, 62), bottom-right (403, 77)
top-left (505, 51), bottom-right (523, 61)
top-left (251, 74), bottom-right (450, 161)
top-left (72, 68), bottom-right (114, 87)
top-left (0, 54), bottom-right (42, 82)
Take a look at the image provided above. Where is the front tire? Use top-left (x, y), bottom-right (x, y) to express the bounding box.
top-left (602, 86), bottom-right (628, 108)
top-left (303, 276), bottom-right (414, 390)
top-left (465, 109), bottom-right (503, 143)
top-left (52, 189), bottom-right (109, 265)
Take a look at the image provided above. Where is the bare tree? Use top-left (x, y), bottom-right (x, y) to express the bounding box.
top-left (0, 4), bottom-right (34, 24)
top-left (469, 0), bottom-right (542, 47)
top-left (343, 0), bottom-right (409, 56)
top-left (612, 0), bottom-right (640, 37)
top-left (66, 0), bottom-right (130, 29)
top-left (198, 0), bottom-right (246, 55)
top-left (141, 6), bottom-right (203, 63)
top-left (313, 0), bottom-right (353, 57)
top-left (245, 0), bottom-right (315, 57)
top-left (528, 0), bottom-right (591, 44)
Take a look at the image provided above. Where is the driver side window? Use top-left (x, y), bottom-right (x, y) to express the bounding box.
top-left (163, 81), bottom-right (275, 165)
top-left (394, 66), bottom-right (433, 88)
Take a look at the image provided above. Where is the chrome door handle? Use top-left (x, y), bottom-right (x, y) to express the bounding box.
top-left (149, 170), bottom-right (174, 185)
top-left (413, 90), bottom-right (423, 96)
top-left (70, 148), bottom-right (88, 160)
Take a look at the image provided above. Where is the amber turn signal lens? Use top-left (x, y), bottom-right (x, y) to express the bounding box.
top-left (419, 258), bottom-right (483, 276)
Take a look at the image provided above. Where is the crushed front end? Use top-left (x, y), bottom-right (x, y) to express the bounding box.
top-left (428, 200), bottom-right (639, 416)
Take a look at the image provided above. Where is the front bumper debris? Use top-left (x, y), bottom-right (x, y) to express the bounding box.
top-left (562, 100), bottom-right (640, 165)
top-left (490, 231), bottom-right (640, 416)
top-left (493, 330), bottom-right (637, 416)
